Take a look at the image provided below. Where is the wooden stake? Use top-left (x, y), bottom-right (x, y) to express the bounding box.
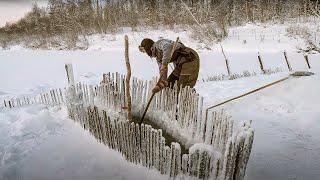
top-left (221, 45), bottom-right (231, 76)
top-left (304, 55), bottom-right (311, 69)
top-left (258, 52), bottom-right (265, 73)
top-left (65, 63), bottom-right (77, 102)
top-left (65, 64), bottom-right (75, 86)
top-left (124, 35), bottom-right (132, 121)
top-left (283, 51), bottom-right (292, 71)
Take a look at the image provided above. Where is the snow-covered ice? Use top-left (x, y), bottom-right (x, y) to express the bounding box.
top-left (1, 23), bottom-right (320, 180)
top-left (0, 106), bottom-right (167, 180)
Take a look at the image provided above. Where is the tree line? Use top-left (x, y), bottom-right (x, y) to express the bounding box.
top-left (0, 0), bottom-right (319, 49)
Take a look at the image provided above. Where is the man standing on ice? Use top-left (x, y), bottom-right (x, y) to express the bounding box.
top-left (139, 38), bottom-right (200, 93)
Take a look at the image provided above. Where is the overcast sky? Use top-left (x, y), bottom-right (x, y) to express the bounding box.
top-left (0, 0), bottom-right (47, 27)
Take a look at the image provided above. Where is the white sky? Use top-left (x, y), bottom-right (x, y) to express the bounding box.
top-left (0, 0), bottom-right (47, 27)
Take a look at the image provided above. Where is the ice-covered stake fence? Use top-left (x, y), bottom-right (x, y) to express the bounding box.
top-left (2, 64), bottom-right (254, 180)
top-left (65, 64), bottom-right (254, 180)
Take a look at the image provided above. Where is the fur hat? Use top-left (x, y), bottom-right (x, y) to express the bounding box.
top-left (139, 38), bottom-right (154, 57)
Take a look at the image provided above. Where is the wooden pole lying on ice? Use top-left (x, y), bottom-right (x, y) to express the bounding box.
top-left (124, 35), bottom-right (133, 121)
top-left (204, 71), bottom-right (314, 122)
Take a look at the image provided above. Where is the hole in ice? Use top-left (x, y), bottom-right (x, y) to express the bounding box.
top-left (132, 116), bottom-right (189, 154)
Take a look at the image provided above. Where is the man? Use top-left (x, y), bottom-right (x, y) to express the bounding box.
top-left (139, 38), bottom-right (200, 93)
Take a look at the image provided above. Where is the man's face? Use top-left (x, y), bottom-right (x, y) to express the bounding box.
top-left (139, 45), bottom-right (146, 53)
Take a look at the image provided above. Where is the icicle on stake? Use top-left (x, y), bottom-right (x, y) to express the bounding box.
top-left (304, 54), bottom-right (311, 69)
top-left (283, 51), bottom-right (292, 71)
top-left (257, 52), bottom-right (265, 73)
top-left (124, 35), bottom-right (133, 121)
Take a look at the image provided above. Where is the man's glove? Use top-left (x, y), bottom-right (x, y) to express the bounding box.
top-left (152, 65), bottom-right (168, 93)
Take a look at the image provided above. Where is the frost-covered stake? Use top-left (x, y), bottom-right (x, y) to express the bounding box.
top-left (65, 64), bottom-right (75, 85)
top-left (65, 63), bottom-right (77, 102)
top-left (124, 35), bottom-right (132, 121)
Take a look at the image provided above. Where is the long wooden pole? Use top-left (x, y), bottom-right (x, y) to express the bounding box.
top-left (124, 35), bottom-right (132, 121)
top-left (139, 92), bottom-right (155, 124)
top-left (204, 76), bottom-right (290, 123)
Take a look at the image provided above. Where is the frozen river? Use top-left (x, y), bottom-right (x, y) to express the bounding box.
top-left (1, 50), bottom-right (320, 180)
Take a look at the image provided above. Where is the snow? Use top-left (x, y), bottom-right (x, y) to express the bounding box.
top-left (227, 74), bottom-right (320, 180)
top-left (1, 21), bottom-right (320, 180)
top-left (189, 143), bottom-right (215, 154)
top-left (0, 105), bottom-right (167, 180)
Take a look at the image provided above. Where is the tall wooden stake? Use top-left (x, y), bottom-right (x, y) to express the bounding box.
top-left (124, 35), bottom-right (132, 121)
top-left (304, 55), bottom-right (311, 69)
top-left (65, 64), bottom-right (76, 101)
top-left (65, 64), bottom-right (75, 86)
top-left (221, 45), bottom-right (231, 76)
top-left (258, 52), bottom-right (265, 73)
top-left (283, 51), bottom-right (292, 71)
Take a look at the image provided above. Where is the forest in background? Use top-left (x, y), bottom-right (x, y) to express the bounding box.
top-left (0, 0), bottom-right (319, 49)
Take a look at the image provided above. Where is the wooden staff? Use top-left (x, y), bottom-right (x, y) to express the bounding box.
top-left (124, 35), bottom-right (133, 121)
top-left (140, 92), bottom-right (155, 124)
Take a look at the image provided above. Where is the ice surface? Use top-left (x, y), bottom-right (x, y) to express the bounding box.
top-left (1, 22), bottom-right (320, 180)
top-left (0, 106), bottom-right (167, 180)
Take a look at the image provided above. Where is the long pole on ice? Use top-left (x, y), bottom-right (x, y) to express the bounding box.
top-left (204, 71), bottom-right (314, 122)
